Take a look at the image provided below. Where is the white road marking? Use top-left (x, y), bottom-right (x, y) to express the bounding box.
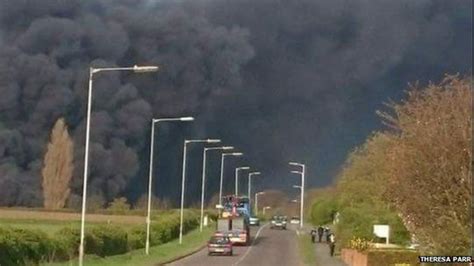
top-left (233, 223), bottom-right (269, 266)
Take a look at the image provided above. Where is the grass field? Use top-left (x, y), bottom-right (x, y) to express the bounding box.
top-left (44, 226), bottom-right (215, 266)
top-left (0, 218), bottom-right (78, 235)
top-left (0, 208), bottom-right (148, 236)
top-left (0, 208), bottom-right (145, 223)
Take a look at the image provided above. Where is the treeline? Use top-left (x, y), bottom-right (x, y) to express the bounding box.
top-left (310, 75), bottom-right (472, 255)
top-left (0, 210), bottom-right (200, 265)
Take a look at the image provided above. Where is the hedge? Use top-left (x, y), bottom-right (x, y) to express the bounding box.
top-left (0, 211), bottom-right (200, 265)
top-left (366, 249), bottom-right (420, 266)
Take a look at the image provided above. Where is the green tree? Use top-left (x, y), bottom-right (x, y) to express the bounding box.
top-left (107, 197), bottom-right (131, 214)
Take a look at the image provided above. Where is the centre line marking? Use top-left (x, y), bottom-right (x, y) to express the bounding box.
top-left (233, 223), bottom-right (269, 266)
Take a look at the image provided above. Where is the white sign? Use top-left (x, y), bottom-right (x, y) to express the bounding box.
top-left (373, 224), bottom-right (390, 244)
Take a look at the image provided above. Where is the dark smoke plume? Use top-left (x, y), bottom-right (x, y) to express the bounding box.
top-left (0, 0), bottom-right (470, 206)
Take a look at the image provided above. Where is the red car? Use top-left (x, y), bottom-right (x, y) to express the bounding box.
top-left (207, 236), bottom-right (233, 256)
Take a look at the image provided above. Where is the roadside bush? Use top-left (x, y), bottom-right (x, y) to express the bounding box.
top-left (0, 228), bottom-right (56, 265)
top-left (0, 210), bottom-right (201, 264)
top-left (349, 236), bottom-right (373, 252)
top-left (310, 196), bottom-right (338, 225)
top-left (85, 225), bottom-right (128, 256)
top-left (128, 227), bottom-right (146, 250)
top-left (366, 249), bottom-right (420, 266)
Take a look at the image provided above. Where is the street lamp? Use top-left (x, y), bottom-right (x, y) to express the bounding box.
top-left (254, 192), bottom-right (265, 215)
top-left (219, 152), bottom-right (243, 205)
top-left (263, 206), bottom-right (271, 215)
top-left (79, 65), bottom-right (158, 266)
top-left (235, 166), bottom-right (250, 196)
top-left (145, 117), bottom-right (194, 255)
top-left (248, 171), bottom-right (261, 207)
top-left (199, 146), bottom-right (234, 232)
top-left (180, 139), bottom-right (221, 244)
top-left (289, 161), bottom-right (305, 229)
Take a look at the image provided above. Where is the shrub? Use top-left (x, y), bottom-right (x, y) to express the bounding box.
top-left (84, 225), bottom-right (128, 257)
top-left (310, 196), bottom-right (338, 225)
top-left (366, 249), bottom-right (420, 266)
top-left (0, 210), bottom-right (201, 264)
top-left (0, 228), bottom-right (57, 265)
top-left (107, 197), bottom-right (131, 214)
top-left (349, 236), bottom-right (373, 252)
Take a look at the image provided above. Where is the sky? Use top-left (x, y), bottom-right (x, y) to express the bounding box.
top-left (0, 0), bottom-right (471, 206)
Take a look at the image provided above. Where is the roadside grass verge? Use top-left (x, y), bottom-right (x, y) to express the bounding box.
top-left (44, 226), bottom-right (214, 266)
top-left (297, 233), bottom-right (317, 266)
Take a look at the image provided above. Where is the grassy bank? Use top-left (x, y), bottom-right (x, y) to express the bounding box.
top-left (44, 226), bottom-right (214, 266)
top-left (297, 232), bottom-right (317, 266)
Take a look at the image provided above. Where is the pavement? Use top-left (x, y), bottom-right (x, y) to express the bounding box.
top-left (314, 242), bottom-right (347, 266)
top-left (297, 226), bottom-right (347, 266)
top-left (166, 223), bottom-right (301, 266)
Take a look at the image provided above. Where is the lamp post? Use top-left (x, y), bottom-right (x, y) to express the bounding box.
top-left (145, 117), bottom-right (194, 255)
top-left (292, 185), bottom-right (302, 226)
top-left (235, 166), bottom-right (250, 196)
top-left (200, 146), bottom-right (234, 232)
top-left (254, 192), bottom-right (265, 215)
top-left (263, 206), bottom-right (271, 215)
top-left (79, 65), bottom-right (158, 266)
top-left (291, 199), bottom-right (299, 218)
top-left (290, 161), bottom-right (305, 229)
top-left (179, 139), bottom-right (221, 244)
top-left (248, 172), bottom-right (261, 207)
top-left (219, 152), bottom-right (243, 205)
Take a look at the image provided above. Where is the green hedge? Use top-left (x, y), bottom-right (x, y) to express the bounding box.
top-left (0, 211), bottom-right (200, 265)
top-left (366, 249), bottom-right (420, 266)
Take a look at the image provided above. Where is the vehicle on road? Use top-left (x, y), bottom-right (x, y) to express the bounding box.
top-left (270, 215), bottom-right (287, 230)
top-left (290, 216), bottom-right (300, 224)
top-left (228, 217), bottom-right (250, 245)
top-left (249, 216), bottom-right (260, 226)
top-left (207, 236), bottom-right (233, 256)
top-left (216, 195), bottom-right (251, 246)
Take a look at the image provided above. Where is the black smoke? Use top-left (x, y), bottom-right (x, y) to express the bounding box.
top-left (0, 0), bottom-right (471, 206)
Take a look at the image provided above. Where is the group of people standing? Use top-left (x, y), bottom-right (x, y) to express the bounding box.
top-left (310, 225), bottom-right (336, 256)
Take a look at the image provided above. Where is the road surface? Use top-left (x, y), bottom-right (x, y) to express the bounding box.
top-left (166, 223), bottom-right (301, 266)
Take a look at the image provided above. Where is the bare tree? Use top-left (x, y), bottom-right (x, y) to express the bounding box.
top-left (42, 118), bottom-right (74, 209)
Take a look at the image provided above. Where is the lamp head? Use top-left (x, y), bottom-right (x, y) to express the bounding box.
top-left (180, 117), bottom-right (194, 121)
top-left (133, 65), bottom-right (159, 73)
top-left (221, 146), bottom-right (234, 150)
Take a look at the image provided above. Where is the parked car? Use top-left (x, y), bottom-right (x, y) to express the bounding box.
top-left (270, 215), bottom-right (287, 230)
top-left (290, 216), bottom-right (300, 224)
top-left (207, 236), bottom-right (233, 256)
top-left (249, 216), bottom-right (260, 226)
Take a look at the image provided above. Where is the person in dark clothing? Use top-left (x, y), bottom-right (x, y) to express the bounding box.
top-left (317, 226), bottom-right (324, 242)
top-left (310, 228), bottom-right (317, 243)
top-left (328, 233), bottom-right (336, 256)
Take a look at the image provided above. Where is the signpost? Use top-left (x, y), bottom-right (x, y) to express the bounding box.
top-left (373, 224), bottom-right (390, 244)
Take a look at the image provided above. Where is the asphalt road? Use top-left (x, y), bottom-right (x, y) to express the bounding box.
top-left (166, 223), bottom-right (301, 266)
